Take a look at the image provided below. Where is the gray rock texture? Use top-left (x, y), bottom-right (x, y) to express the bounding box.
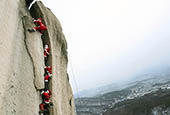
top-left (22, 16), bottom-right (45, 90)
top-left (30, 2), bottom-right (75, 115)
top-left (0, 0), bottom-right (75, 115)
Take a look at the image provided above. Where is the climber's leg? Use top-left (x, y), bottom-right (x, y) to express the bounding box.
top-left (40, 103), bottom-right (45, 111)
top-left (39, 111), bottom-right (43, 114)
top-left (44, 52), bottom-right (47, 58)
top-left (40, 25), bottom-right (47, 31)
top-left (39, 103), bottom-right (45, 114)
top-left (28, 28), bottom-right (35, 32)
top-left (34, 26), bottom-right (39, 31)
top-left (44, 110), bottom-right (50, 115)
top-left (41, 34), bottom-right (44, 39)
top-left (43, 103), bottom-right (50, 115)
top-left (40, 30), bottom-right (43, 34)
top-left (44, 54), bottom-right (48, 63)
top-left (44, 58), bottom-right (48, 65)
top-left (39, 25), bottom-right (47, 35)
top-left (45, 82), bottom-right (49, 89)
top-left (28, 26), bottom-right (37, 32)
top-left (49, 102), bottom-right (53, 106)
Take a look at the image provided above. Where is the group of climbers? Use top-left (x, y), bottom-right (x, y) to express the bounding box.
top-left (39, 64), bottom-right (53, 114)
top-left (28, 18), bottom-right (52, 114)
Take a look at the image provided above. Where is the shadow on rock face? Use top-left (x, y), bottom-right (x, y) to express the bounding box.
top-left (25, 0), bottom-right (34, 7)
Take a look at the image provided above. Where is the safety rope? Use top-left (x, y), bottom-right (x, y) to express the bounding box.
top-left (68, 54), bottom-right (81, 98)
top-left (68, 54), bottom-right (82, 112)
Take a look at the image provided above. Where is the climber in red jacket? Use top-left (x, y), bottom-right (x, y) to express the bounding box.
top-left (44, 44), bottom-right (50, 59)
top-left (41, 89), bottom-right (51, 104)
top-left (44, 66), bottom-right (52, 74)
top-left (44, 73), bottom-right (52, 83)
top-left (28, 18), bottom-right (47, 34)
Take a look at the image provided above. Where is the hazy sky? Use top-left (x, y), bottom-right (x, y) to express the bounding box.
top-left (42, 0), bottom-right (170, 93)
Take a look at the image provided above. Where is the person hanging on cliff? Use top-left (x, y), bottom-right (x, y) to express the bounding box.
top-left (28, 18), bottom-right (47, 34)
top-left (44, 44), bottom-right (50, 60)
top-left (41, 89), bottom-right (53, 104)
top-left (44, 72), bottom-right (52, 83)
top-left (44, 66), bottom-right (52, 74)
top-left (44, 72), bottom-right (52, 88)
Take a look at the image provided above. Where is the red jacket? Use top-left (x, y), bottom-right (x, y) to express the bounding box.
top-left (44, 73), bottom-right (52, 82)
top-left (44, 51), bottom-right (47, 58)
top-left (33, 19), bottom-right (47, 33)
top-left (45, 47), bottom-right (50, 55)
top-left (45, 66), bottom-right (52, 74)
top-left (44, 47), bottom-right (50, 57)
top-left (33, 19), bottom-right (42, 25)
top-left (41, 90), bottom-right (51, 103)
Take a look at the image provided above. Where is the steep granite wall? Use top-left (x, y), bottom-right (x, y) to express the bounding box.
top-left (29, 2), bottom-right (75, 115)
top-left (0, 0), bottom-right (75, 115)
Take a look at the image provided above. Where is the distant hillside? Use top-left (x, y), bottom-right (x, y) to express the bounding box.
top-left (103, 89), bottom-right (170, 115)
top-left (76, 66), bottom-right (170, 98)
top-left (75, 71), bottom-right (170, 115)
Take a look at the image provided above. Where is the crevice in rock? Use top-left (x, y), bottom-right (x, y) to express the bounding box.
top-left (67, 73), bottom-right (70, 81)
top-left (28, 0), bottom-right (41, 10)
top-left (25, 0), bottom-right (34, 7)
top-left (69, 99), bottom-right (72, 106)
top-left (29, 1), bottom-right (53, 115)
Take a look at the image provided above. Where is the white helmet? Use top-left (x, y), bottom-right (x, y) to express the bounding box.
top-left (45, 44), bottom-right (48, 48)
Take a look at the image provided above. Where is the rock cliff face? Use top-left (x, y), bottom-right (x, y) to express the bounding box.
top-left (0, 0), bottom-right (75, 115)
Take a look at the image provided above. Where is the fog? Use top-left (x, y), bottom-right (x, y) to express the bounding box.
top-left (43, 0), bottom-right (170, 94)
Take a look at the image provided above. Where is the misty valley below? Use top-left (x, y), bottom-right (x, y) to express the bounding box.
top-left (75, 67), bottom-right (170, 115)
